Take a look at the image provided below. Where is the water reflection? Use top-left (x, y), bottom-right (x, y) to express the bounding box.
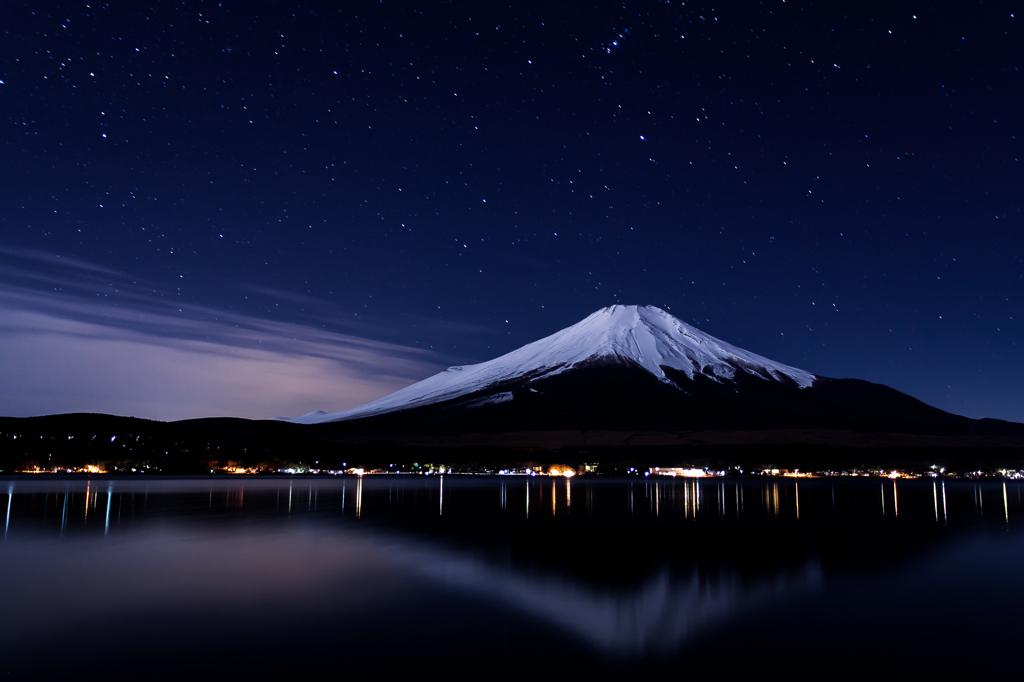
top-left (1005, 482), bottom-right (1010, 523)
top-left (795, 480), bottom-right (800, 519)
top-left (943, 480), bottom-right (948, 523)
top-left (4, 486), bottom-right (10, 541)
top-left (18, 475), bottom-right (1016, 536)
top-left (389, 533), bottom-right (821, 655)
top-left (1, 476), bottom-right (1022, 674)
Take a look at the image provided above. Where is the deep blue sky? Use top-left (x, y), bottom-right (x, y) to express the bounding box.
top-left (1, 0), bottom-right (1021, 422)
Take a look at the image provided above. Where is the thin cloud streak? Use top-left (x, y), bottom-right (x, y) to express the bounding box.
top-left (0, 247), bottom-right (494, 348)
top-left (0, 252), bottom-right (451, 420)
top-left (0, 297), bottom-right (444, 421)
top-left (236, 282), bottom-right (494, 338)
top-left (0, 245), bottom-right (129, 278)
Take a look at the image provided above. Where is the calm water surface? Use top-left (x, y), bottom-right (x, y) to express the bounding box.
top-left (1, 475), bottom-right (1022, 679)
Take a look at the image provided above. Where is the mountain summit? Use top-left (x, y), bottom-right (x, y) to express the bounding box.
top-left (293, 305), bottom-right (815, 425)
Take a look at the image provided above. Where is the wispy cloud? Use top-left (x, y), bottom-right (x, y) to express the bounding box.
top-left (235, 281), bottom-right (493, 338)
top-left (0, 250), bottom-right (448, 420)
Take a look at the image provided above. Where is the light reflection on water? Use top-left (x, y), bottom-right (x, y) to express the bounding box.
top-left (1, 476), bottom-right (1022, 677)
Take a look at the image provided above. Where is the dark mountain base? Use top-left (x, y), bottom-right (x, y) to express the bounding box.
top-left (302, 360), bottom-right (1024, 438)
top-left (2, 412), bottom-right (1024, 475)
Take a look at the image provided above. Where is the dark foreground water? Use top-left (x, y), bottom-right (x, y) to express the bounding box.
top-left (1, 475), bottom-right (1022, 680)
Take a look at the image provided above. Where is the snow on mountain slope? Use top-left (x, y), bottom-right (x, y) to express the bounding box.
top-left (291, 305), bottom-right (815, 424)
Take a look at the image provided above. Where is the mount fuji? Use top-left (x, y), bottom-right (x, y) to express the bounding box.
top-left (6, 305), bottom-right (1022, 472)
top-left (290, 305), bottom-right (1008, 438)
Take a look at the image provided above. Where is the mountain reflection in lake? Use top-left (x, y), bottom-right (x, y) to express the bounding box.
top-left (2, 476), bottom-right (1023, 679)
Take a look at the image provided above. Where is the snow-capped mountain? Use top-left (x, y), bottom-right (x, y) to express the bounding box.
top-left (9, 306), bottom-right (1015, 462)
top-left (5, 311), bottom-right (1019, 468)
top-left (285, 304), bottom-right (1011, 437)
top-left (293, 305), bottom-right (815, 425)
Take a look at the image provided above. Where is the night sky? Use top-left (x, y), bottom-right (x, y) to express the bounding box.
top-left (1, 1), bottom-right (1021, 422)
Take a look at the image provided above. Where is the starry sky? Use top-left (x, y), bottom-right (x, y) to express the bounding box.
top-left (1, 0), bottom-right (1021, 422)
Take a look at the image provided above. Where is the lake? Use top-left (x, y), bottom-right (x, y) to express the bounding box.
top-left (1, 475), bottom-right (1021, 679)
